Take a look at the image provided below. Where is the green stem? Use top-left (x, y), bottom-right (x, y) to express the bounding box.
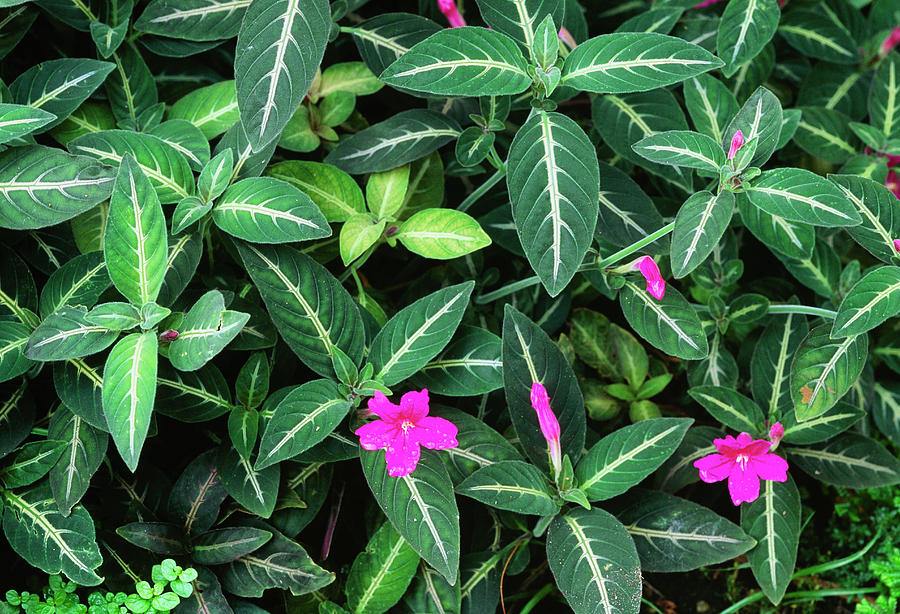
top-left (693, 303), bottom-right (838, 320)
top-left (474, 221), bottom-right (675, 304)
top-left (518, 583), bottom-right (555, 614)
top-left (457, 168), bottom-right (506, 213)
top-left (338, 241), bottom-right (380, 283)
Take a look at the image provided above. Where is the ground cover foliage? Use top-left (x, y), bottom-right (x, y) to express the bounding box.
top-left (1, 0), bottom-right (900, 612)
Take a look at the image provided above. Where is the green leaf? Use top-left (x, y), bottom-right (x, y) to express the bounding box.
top-left (0, 440), bottom-right (66, 488)
top-left (412, 326), bottom-right (503, 397)
top-left (832, 266), bottom-right (900, 337)
top-left (220, 520), bottom-right (334, 597)
top-left (790, 324), bottom-right (868, 422)
top-left (218, 444), bottom-right (279, 518)
top-left (116, 522), bottom-right (185, 555)
top-left (787, 433), bottom-right (900, 488)
top-left (347, 13), bottom-right (442, 77)
top-left (26, 306), bottom-right (119, 361)
top-left (228, 407), bottom-right (259, 461)
top-left (615, 6), bottom-right (682, 34)
top-left (632, 130), bottom-right (725, 172)
top-left (149, 119), bottom-right (210, 172)
top-left (38, 251), bottom-right (109, 319)
top-left (106, 45), bottom-right (158, 129)
top-left (0, 246), bottom-right (38, 326)
top-left (368, 282), bottom-right (473, 386)
top-left (617, 489), bottom-right (755, 572)
top-left (256, 379), bottom-right (350, 471)
top-left (135, 0), bottom-right (249, 41)
top-left (340, 214), bottom-right (385, 266)
top-left (172, 196), bottom-right (212, 235)
top-left (780, 401), bottom-right (864, 445)
top-left (2, 483), bottom-right (103, 585)
top-left (688, 386), bottom-right (765, 435)
top-left (168, 290), bottom-right (249, 371)
top-left (561, 32), bottom-right (723, 93)
top-left (198, 149), bottom-right (233, 202)
top-left (502, 306), bottom-right (586, 471)
top-left (345, 521), bottom-right (419, 614)
top-left (728, 293), bottom-right (770, 324)
top-left (325, 109), bottom-right (460, 175)
top-left (717, 0), bottom-right (780, 77)
top-left (722, 87), bottom-right (783, 167)
top-left (430, 407), bottom-right (521, 485)
top-left (595, 162), bottom-right (666, 251)
top-left (9, 58), bottom-right (115, 132)
top-left (779, 9), bottom-right (858, 65)
top-left (0, 322), bottom-right (33, 383)
top-left (266, 160), bottom-right (365, 223)
top-left (234, 0), bottom-right (330, 151)
top-left (236, 352), bottom-right (269, 410)
top-left (168, 80), bottom-right (239, 140)
top-left (397, 208), bottom-right (492, 260)
top-left (0, 145), bottom-right (115, 230)
top-left (793, 107), bottom-right (858, 164)
top-left (455, 126), bottom-right (495, 168)
top-left (670, 190), bottom-right (734, 278)
top-left (192, 527), bottom-right (272, 565)
top-left (457, 460), bottom-right (556, 515)
top-left (361, 448), bottom-right (459, 585)
top-left (575, 418), bottom-right (691, 502)
top-left (102, 332), bottom-right (157, 472)
top-left (48, 406), bottom-right (107, 515)
top-left (156, 363), bottom-right (233, 424)
top-left (157, 231), bottom-right (202, 307)
top-left (830, 174), bottom-right (900, 264)
top-left (366, 164), bottom-right (409, 220)
top-left (747, 167), bottom-right (862, 227)
top-left (741, 477), bottom-right (800, 605)
top-left (167, 449), bottom-right (227, 535)
top-left (619, 281), bottom-right (708, 360)
top-left (53, 357), bottom-right (106, 430)
top-left (381, 27), bottom-right (532, 97)
top-left (104, 154), bottom-right (168, 306)
top-left (874, 382), bottom-right (900, 447)
top-left (687, 334), bottom-right (738, 389)
top-left (0, 103), bottom-right (56, 144)
top-left (68, 129), bottom-right (195, 203)
top-left (737, 192), bottom-right (814, 260)
top-left (870, 51), bottom-right (900, 139)
top-left (236, 243), bottom-right (366, 378)
top-left (474, 0), bottom-right (562, 49)
top-left (212, 177), bottom-right (330, 244)
top-left (546, 508), bottom-right (641, 614)
top-left (507, 111), bottom-right (599, 296)
top-left (0, 379), bottom-right (34, 459)
top-left (90, 21), bottom-right (127, 58)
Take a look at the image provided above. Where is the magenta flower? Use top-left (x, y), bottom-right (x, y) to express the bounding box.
top-left (530, 382), bottom-right (562, 478)
top-left (882, 26), bottom-right (900, 56)
top-left (768, 421), bottom-right (784, 450)
top-left (894, 238), bottom-right (900, 253)
top-left (692, 0), bottom-right (723, 7)
top-left (727, 130), bottom-right (744, 160)
top-left (888, 170), bottom-right (900, 199)
top-left (632, 256), bottom-right (666, 300)
top-left (355, 389), bottom-right (458, 477)
top-left (693, 433), bottom-right (789, 505)
top-left (437, 0), bottom-right (466, 27)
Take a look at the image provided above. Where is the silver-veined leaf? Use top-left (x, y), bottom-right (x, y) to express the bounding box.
top-left (688, 386), bottom-right (765, 435)
top-left (722, 86), bottom-right (782, 167)
top-left (595, 162), bottom-right (666, 252)
top-left (507, 111), bottom-right (599, 296)
top-left (411, 326), bottom-right (503, 397)
top-left (48, 406), bottom-right (108, 515)
top-left (234, 0), bottom-right (330, 151)
top-left (0, 322), bottom-right (33, 383)
top-left (474, 0), bottom-right (562, 48)
top-left (788, 433), bottom-right (900, 488)
top-left (347, 12), bottom-right (443, 77)
top-left (217, 444), bottom-right (279, 518)
top-left (26, 306), bottom-right (119, 361)
top-left (168, 80), bottom-right (239, 140)
top-left (870, 51), bottom-right (900, 139)
top-left (780, 401), bottom-right (865, 445)
top-left (830, 174), bottom-right (900, 264)
top-left (457, 460), bottom-right (556, 515)
top-left (0, 104), bottom-right (56, 144)
top-left (683, 74), bottom-right (739, 144)
top-left (345, 521), bottom-right (419, 614)
top-left (191, 527), bottom-right (272, 565)
top-left (135, 0), bottom-right (250, 41)
top-left (747, 167), bottom-right (862, 227)
top-left (736, 192), bottom-right (814, 259)
top-left (38, 251), bottom-right (109, 319)
top-left (832, 266), bottom-right (900, 338)
top-left (716, 0), bottom-right (780, 77)
top-left (619, 281), bottom-right (708, 360)
top-left (750, 313), bottom-right (808, 415)
top-left (265, 160), bottom-right (365, 223)
top-left (779, 9), bottom-right (858, 65)
top-left (670, 190), bottom-right (734, 278)
top-left (632, 130), bottom-right (725, 172)
top-left (168, 290), bottom-right (249, 372)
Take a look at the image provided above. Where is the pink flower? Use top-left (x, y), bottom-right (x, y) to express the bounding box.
top-left (894, 238), bottom-right (900, 253)
top-left (632, 256), bottom-right (666, 300)
top-left (355, 389), bottom-right (458, 477)
top-left (727, 130), bottom-right (744, 160)
top-left (882, 27), bottom-right (900, 56)
top-left (768, 421), bottom-right (784, 450)
top-left (693, 433), bottom-right (789, 505)
top-left (888, 170), bottom-right (900, 199)
top-left (530, 382), bottom-right (562, 478)
top-left (558, 26), bottom-right (577, 51)
top-left (437, 0), bottom-right (466, 27)
top-left (692, 0), bottom-right (723, 7)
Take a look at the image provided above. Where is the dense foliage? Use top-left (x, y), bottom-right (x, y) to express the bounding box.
top-left (2, 0), bottom-right (900, 612)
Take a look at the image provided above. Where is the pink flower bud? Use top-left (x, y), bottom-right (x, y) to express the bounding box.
top-left (530, 382), bottom-right (562, 479)
top-left (633, 256), bottom-right (666, 300)
top-left (728, 130), bottom-right (744, 160)
top-left (692, 0), bottom-right (723, 7)
top-left (882, 27), bottom-right (900, 56)
top-left (437, 0), bottom-right (466, 27)
top-left (159, 329), bottom-right (179, 342)
top-left (768, 421), bottom-right (784, 450)
top-left (894, 239), bottom-right (900, 253)
top-left (557, 26), bottom-right (577, 50)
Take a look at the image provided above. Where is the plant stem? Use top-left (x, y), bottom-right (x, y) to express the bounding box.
top-left (518, 583), bottom-right (556, 614)
top-left (766, 304), bottom-right (838, 319)
top-left (474, 221), bottom-right (675, 304)
top-left (458, 168), bottom-right (506, 213)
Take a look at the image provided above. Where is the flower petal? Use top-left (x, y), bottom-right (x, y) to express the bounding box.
top-left (411, 416), bottom-right (458, 450)
top-left (355, 420), bottom-right (398, 451)
top-left (727, 461), bottom-right (760, 506)
top-left (694, 453), bottom-right (733, 483)
top-left (745, 439), bottom-right (771, 457)
top-left (753, 453), bottom-right (789, 482)
top-left (368, 391), bottom-right (404, 422)
top-left (400, 389), bottom-right (430, 422)
top-left (383, 432), bottom-right (421, 477)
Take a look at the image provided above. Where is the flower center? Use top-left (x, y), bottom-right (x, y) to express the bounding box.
top-left (400, 420), bottom-right (414, 434)
top-left (736, 453), bottom-right (749, 470)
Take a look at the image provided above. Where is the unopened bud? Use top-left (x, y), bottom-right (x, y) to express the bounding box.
top-left (159, 329), bottom-right (179, 342)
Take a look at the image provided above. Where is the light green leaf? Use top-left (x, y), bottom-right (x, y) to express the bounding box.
top-left (397, 208), bottom-right (492, 260)
top-left (0, 104), bottom-right (56, 144)
top-left (340, 214), bottom-right (385, 266)
top-left (168, 80), bottom-right (239, 140)
top-left (168, 290), bottom-right (249, 372)
top-left (234, 0), bottom-right (330, 151)
top-left (102, 331), bottom-right (157, 472)
top-left (507, 111), bottom-right (599, 296)
top-left (26, 306), bottom-right (119, 361)
top-left (561, 32), bottom-right (723, 93)
top-left (366, 164), bottom-right (409, 220)
top-left (381, 27), bottom-right (532, 97)
top-left (265, 160), bottom-right (365, 223)
top-left (104, 154), bottom-right (168, 306)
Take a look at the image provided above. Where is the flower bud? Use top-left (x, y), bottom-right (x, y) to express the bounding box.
top-left (632, 256), bottom-right (666, 300)
top-left (728, 130), bottom-right (745, 160)
top-left (159, 330), bottom-right (179, 342)
top-left (530, 382), bottom-right (562, 480)
top-left (768, 421), bottom-right (785, 450)
top-left (437, 0), bottom-right (466, 27)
